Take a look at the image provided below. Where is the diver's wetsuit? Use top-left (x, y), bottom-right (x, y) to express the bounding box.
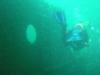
top-left (65, 28), bottom-right (89, 50)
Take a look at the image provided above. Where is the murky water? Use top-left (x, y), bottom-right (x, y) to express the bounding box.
top-left (0, 0), bottom-right (100, 75)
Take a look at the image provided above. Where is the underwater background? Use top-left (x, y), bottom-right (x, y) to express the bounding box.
top-left (0, 0), bottom-right (100, 75)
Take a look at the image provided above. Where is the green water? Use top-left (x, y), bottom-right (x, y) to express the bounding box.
top-left (0, 0), bottom-right (100, 75)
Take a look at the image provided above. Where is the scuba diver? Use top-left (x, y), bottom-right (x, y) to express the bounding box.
top-left (65, 23), bottom-right (89, 50)
top-left (55, 10), bottom-right (89, 51)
